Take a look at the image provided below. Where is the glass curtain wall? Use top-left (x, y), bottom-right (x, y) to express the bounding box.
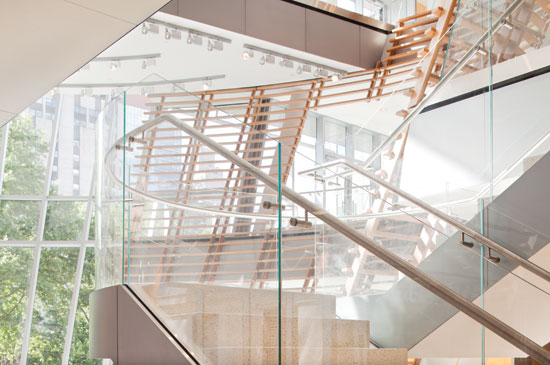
top-left (0, 92), bottom-right (101, 364)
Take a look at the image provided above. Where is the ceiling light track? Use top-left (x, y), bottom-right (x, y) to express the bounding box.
top-left (243, 44), bottom-right (348, 77)
top-left (146, 18), bottom-right (232, 45)
top-left (59, 74), bottom-right (226, 89)
top-left (93, 53), bottom-right (161, 62)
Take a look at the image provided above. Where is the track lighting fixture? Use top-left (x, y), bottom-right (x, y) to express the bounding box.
top-left (298, 63), bottom-right (322, 75)
top-left (202, 79), bottom-right (211, 90)
top-left (242, 49), bottom-right (254, 60)
top-left (109, 60), bottom-right (120, 71)
top-left (165, 28), bottom-right (181, 40)
top-left (141, 58), bottom-right (156, 70)
top-left (187, 32), bottom-right (203, 45)
top-left (258, 54), bottom-right (275, 65)
top-left (243, 43), bottom-right (346, 77)
top-left (141, 23), bottom-right (159, 35)
top-left (207, 38), bottom-right (223, 51)
top-left (279, 58), bottom-right (293, 68)
top-left (331, 73), bottom-right (343, 82)
top-left (314, 68), bottom-right (328, 77)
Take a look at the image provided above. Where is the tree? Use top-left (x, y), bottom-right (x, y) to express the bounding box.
top-left (0, 115), bottom-right (99, 364)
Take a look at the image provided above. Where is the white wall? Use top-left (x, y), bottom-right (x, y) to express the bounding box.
top-left (401, 70), bottom-right (550, 205)
top-left (409, 243), bottom-right (550, 358)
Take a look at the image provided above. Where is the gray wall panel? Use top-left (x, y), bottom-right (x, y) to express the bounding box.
top-left (89, 286), bottom-right (118, 362)
top-left (245, 0), bottom-right (306, 51)
top-left (360, 27), bottom-right (387, 68)
top-left (90, 285), bottom-right (194, 364)
top-left (305, 9), bottom-right (361, 67)
top-left (177, 0), bottom-right (246, 34)
top-left (117, 286), bottom-right (192, 364)
top-left (160, 1), bottom-right (178, 15)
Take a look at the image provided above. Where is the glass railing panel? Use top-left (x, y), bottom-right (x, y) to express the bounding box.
top-left (105, 78), bottom-right (286, 363)
top-left (282, 130), bottom-right (550, 359)
top-left (96, 92), bottom-right (125, 289)
top-left (278, 194), bottom-right (487, 361)
top-left (99, 63), bottom-right (550, 361)
top-left (443, 0), bottom-right (550, 78)
top-left (123, 190), bottom-right (281, 362)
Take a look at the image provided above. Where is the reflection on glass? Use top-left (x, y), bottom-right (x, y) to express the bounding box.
top-left (0, 247), bottom-right (34, 363)
top-left (28, 248), bottom-right (78, 364)
top-left (2, 115), bottom-right (51, 196)
top-left (49, 95), bottom-right (101, 197)
top-left (0, 200), bottom-right (41, 240)
top-left (44, 201), bottom-right (86, 241)
top-left (69, 248), bottom-right (100, 364)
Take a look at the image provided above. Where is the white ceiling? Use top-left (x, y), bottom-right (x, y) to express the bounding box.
top-left (61, 12), bottom-right (360, 92)
top-left (0, 0), bottom-right (170, 126)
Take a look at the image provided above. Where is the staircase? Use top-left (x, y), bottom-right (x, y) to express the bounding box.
top-left (133, 283), bottom-right (407, 364)
top-left (95, 0), bottom-right (550, 363)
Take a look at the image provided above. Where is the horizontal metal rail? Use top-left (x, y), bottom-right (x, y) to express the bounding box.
top-left (149, 114), bottom-right (550, 364)
top-left (300, 158), bottom-right (550, 283)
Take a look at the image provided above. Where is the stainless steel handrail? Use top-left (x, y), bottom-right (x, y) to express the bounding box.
top-left (299, 158), bottom-right (550, 283)
top-left (144, 114), bottom-right (550, 364)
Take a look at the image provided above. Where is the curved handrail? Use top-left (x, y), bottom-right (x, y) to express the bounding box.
top-left (106, 116), bottom-right (470, 224)
top-left (299, 158), bottom-right (550, 283)
top-left (138, 114), bottom-right (550, 364)
top-left (105, 118), bottom-right (280, 221)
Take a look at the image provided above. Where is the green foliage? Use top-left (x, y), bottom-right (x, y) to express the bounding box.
top-left (69, 249), bottom-right (97, 365)
top-left (44, 202), bottom-right (86, 241)
top-left (0, 200), bottom-right (40, 241)
top-left (0, 116), bottom-right (99, 364)
top-left (0, 247), bottom-right (33, 364)
top-left (2, 115), bottom-right (48, 195)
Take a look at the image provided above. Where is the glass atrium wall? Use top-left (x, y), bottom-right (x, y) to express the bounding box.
top-left (0, 92), bottom-right (101, 364)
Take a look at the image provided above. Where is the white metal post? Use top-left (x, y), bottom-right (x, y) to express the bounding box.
top-left (18, 244), bottom-right (41, 365)
top-left (19, 95), bottom-right (62, 365)
top-left (0, 123), bottom-right (11, 194)
top-left (61, 169), bottom-right (95, 365)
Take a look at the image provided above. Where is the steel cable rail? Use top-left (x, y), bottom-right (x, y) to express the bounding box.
top-left (120, 114), bottom-right (550, 364)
